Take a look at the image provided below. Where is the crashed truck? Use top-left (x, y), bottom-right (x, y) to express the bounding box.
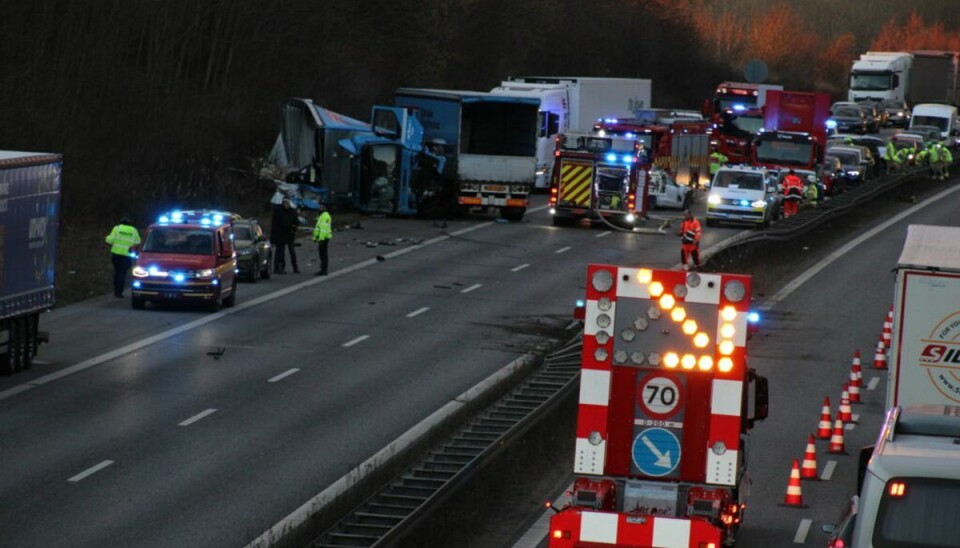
top-left (266, 99), bottom-right (445, 216)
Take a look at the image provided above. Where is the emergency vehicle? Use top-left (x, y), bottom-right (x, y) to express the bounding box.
top-left (703, 82), bottom-right (782, 165)
top-left (549, 265), bottom-right (768, 547)
top-left (548, 132), bottom-right (646, 228)
top-left (130, 210), bottom-right (239, 311)
top-left (751, 90), bottom-right (832, 173)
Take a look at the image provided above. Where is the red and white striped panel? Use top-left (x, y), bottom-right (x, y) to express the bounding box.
top-left (572, 510), bottom-right (722, 547)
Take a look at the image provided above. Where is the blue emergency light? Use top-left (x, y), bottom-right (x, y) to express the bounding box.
top-left (173, 273), bottom-right (186, 283)
top-left (623, 155), bottom-right (634, 164)
top-left (739, 199), bottom-right (750, 206)
top-left (826, 119), bottom-right (838, 130)
top-left (732, 104), bottom-right (746, 112)
top-left (606, 153), bottom-right (617, 163)
top-left (748, 311), bottom-right (760, 323)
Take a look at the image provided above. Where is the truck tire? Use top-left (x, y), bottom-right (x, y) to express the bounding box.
top-left (500, 207), bottom-right (525, 222)
top-left (1, 321), bottom-right (24, 374)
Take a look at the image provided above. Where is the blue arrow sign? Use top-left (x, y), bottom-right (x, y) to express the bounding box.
top-left (632, 427), bottom-right (681, 477)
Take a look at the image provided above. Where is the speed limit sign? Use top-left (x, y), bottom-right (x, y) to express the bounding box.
top-left (637, 373), bottom-right (683, 419)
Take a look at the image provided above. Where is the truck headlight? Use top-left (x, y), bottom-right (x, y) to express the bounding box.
top-left (132, 266), bottom-right (149, 278)
top-left (707, 194), bottom-right (721, 205)
top-left (196, 269), bottom-right (216, 279)
top-left (751, 200), bottom-right (767, 208)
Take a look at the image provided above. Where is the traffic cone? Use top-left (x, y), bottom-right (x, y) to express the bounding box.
top-left (874, 340), bottom-right (888, 369)
top-left (839, 385), bottom-right (854, 423)
top-left (800, 434), bottom-right (819, 480)
top-left (882, 319), bottom-right (893, 347)
top-left (849, 350), bottom-right (863, 404)
top-left (827, 413), bottom-right (847, 455)
top-left (782, 459), bottom-right (806, 507)
top-left (817, 397), bottom-right (833, 439)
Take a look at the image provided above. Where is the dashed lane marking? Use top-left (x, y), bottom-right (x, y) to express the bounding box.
top-left (406, 307), bottom-right (430, 318)
top-left (555, 246), bottom-right (571, 254)
top-left (179, 408), bottom-right (217, 427)
top-left (793, 518), bottom-right (812, 544)
top-left (511, 264), bottom-right (530, 272)
top-left (867, 377), bottom-right (880, 390)
top-left (268, 369), bottom-right (300, 383)
top-left (342, 335), bottom-right (370, 348)
top-left (460, 284), bottom-right (482, 294)
top-left (595, 231), bottom-right (611, 238)
top-left (68, 460), bottom-right (114, 483)
top-left (821, 460), bottom-right (837, 481)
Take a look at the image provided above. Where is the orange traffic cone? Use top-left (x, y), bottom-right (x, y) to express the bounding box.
top-left (849, 350), bottom-right (862, 404)
top-left (782, 459), bottom-right (806, 507)
top-left (839, 385), bottom-right (853, 423)
top-left (827, 413), bottom-right (847, 455)
top-left (874, 340), bottom-right (888, 369)
top-left (800, 434), bottom-right (819, 480)
top-left (817, 397), bottom-right (833, 439)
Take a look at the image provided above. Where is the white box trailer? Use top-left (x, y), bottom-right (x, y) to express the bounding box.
top-left (888, 224), bottom-right (960, 408)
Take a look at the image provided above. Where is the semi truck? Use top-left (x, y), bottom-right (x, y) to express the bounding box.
top-left (887, 224), bottom-right (960, 409)
top-left (549, 265), bottom-right (769, 547)
top-left (752, 90), bottom-right (832, 172)
top-left (0, 151), bottom-right (62, 375)
top-left (493, 77), bottom-right (653, 189)
top-left (848, 51), bottom-right (960, 105)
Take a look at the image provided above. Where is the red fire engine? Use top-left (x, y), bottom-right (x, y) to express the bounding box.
top-left (703, 82), bottom-right (785, 166)
top-left (751, 90), bottom-right (832, 173)
top-left (548, 132), bottom-right (646, 227)
top-left (594, 113), bottom-right (712, 189)
top-left (549, 265), bottom-right (769, 547)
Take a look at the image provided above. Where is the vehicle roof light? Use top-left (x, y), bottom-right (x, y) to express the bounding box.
top-left (637, 268), bottom-right (653, 284)
top-left (682, 319), bottom-right (698, 335)
top-left (718, 357), bottom-right (734, 372)
top-left (649, 281), bottom-right (664, 297)
top-left (663, 352), bottom-right (680, 368)
top-left (158, 215), bottom-right (170, 223)
top-left (694, 332), bottom-right (710, 348)
top-left (719, 341), bottom-right (735, 356)
top-left (659, 294), bottom-right (675, 310)
top-left (681, 354), bottom-right (696, 369)
top-left (698, 355), bottom-right (714, 371)
top-left (721, 305), bottom-right (738, 321)
top-left (671, 307), bottom-right (686, 322)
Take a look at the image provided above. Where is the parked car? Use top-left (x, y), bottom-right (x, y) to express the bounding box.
top-left (828, 134), bottom-right (887, 170)
top-left (233, 218), bottom-right (273, 282)
top-left (819, 155), bottom-right (845, 195)
top-left (902, 125), bottom-right (944, 146)
top-left (881, 99), bottom-right (911, 127)
top-left (826, 145), bottom-right (870, 184)
top-left (861, 100), bottom-right (887, 127)
top-left (646, 167), bottom-right (693, 210)
top-left (858, 102), bottom-right (881, 133)
top-left (830, 106), bottom-right (868, 134)
top-left (890, 133), bottom-right (925, 165)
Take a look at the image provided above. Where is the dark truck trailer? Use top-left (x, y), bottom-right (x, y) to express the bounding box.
top-left (0, 151), bottom-right (62, 375)
top-left (908, 50), bottom-right (960, 105)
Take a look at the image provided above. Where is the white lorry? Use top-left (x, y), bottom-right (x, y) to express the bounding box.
top-left (490, 77), bottom-right (652, 188)
top-left (848, 50), bottom-right (960, 105)
top-left (887, 224), bottom-right (960, 409)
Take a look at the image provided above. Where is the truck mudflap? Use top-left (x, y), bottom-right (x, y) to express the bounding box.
top-left (549, 509), bottom-right (722, 548)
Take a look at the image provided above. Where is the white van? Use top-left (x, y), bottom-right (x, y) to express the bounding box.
top-left (909, 103), bottom-right (959, 145)
top-left (829, 405), bottom-right (960, 548)
top-left (705, 165), bottom-right (780, 227)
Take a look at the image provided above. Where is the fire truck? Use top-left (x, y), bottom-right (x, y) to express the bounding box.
top-left (594, 113), bottom-right (712, 189)
top-left (751, 90), bottom-right (832, 173)
top-left (704, 82), bottom-right (783, 165)
top-left (549, 265), bottom-right (769, 547)
top-left (548, 132), bottom-right (646, 228)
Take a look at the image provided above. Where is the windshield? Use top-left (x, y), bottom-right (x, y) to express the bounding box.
top-left (831, 152), bottom-right (858, 166)
top-left (233, 226), bottom-right (253, 241)
top-left (718, 111), bottom-right (763, 136)
top-left (596, 167), bottom-right (627, 192)
top-left (850, 72), bottom-right (892, 91)
top-left (716, 94), bottom-right (758, 112)
top-left (834, 107), bottom-right (860, 118)
top-left (143, 228), bottom-right (214, 254)
top-left (712, 171), bottom-right (764, 191)
top-left (875, 478), bottom-right (960, 547)
top-left (912, 116), bottom-right (949, 132)
top-left (755, 139), bottom-right (814, 166)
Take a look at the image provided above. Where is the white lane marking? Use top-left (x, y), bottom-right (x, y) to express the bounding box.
top-left (68, 460), bottom-right (114, 482)
top-left (868, 377), bottom-right (880, 390)
top-left (342, 335), bottom-right (370, 348)
top-left (759, 183), bottom-right (960, 310)
top-left (460, 284), bottom-right (482, 294)
top-left (852, 414), bottom-right (860, 422)
top-left (511, 263), bottom-right (530, 272)
top-left (595, 231), bottom-right (611, 238)
top-left (31, 360), bottom-right (51, 365)
top-left (794, 518), bottom-right (812, 544)
top-left (406, 307), bottom-right (430, 318)
top-left (268, 369), bottom-right (300, 383)
top-left (555, 246), bottom-right (571, 254)
top-left (0, 219), bottom-right (502, 403)
top-left (179, 408), bottom-right (217, 427)
top-left (821, 460), bottom-right (837, 481)
top-left (845, 423), bottom-right (855, 431)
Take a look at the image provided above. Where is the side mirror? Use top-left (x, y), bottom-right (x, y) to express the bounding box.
top-left (746, 369), bottom-right (769, 428)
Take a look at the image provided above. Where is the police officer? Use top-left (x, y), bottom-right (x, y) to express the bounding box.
top-left (312, 202), bottom-right (332, 276)
top-left (678, 209), bottom-right (702, 271)
top-left (105, 216), bottom-right (141, 298)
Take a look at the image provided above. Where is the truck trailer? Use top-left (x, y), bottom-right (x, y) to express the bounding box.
top-left (848, 50), bottom-right (960, 105)
top-left (0, 151), bottom-right (62, 375)
top-left (549, 265), bottom-right (768, 547)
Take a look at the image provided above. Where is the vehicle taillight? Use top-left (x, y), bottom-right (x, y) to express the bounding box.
top-left (552, 529), bottom-right (571, 539)
top-left (830, 540), bottom-right (845, 548)
top-left (889, 482), bottom-right (906, 497)
top-left (698, 543), bottom-right (717, 548)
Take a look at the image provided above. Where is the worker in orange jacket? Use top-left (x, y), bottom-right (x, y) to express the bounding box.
top-left (678, 209), bottom-right (702, 271)
top-left (781, 169), bottom-right (804, 218)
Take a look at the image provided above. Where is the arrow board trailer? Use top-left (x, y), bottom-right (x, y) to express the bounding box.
top-left (549, 266), bottom-right (769, 548)
top-left (889, 225), bottom-right (960, 408)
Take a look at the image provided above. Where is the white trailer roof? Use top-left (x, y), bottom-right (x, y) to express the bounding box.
top-left (897, 224), bottom-right (960, 271)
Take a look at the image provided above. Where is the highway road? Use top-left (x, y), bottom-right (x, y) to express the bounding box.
top-left (0, 196), bottom-right (745, 548)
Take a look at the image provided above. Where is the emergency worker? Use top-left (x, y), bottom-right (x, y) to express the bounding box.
top-left (942, 146), bottom-right (953, 178)
top-left (312, 202), bottom-right (332, 276)
top-left (105, 216), bottom-right (141, 298)
top-left (678, 209), bottom-right (702, 271)
top-left (804, 175), bottom-right (820, 208)
top-left (928, 143), bottom-right (942, 180)
top-left (884, 141), bottom-right (901, 173)
top-left (781, 169), bottom-right (804, 218)
top-left (709, 149), bottom-right (728, 177)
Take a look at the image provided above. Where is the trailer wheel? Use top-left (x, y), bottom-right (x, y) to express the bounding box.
top-left (1, 321), bottom-right (24, 374)
top-left (500, 207), bottom-right (525, 222)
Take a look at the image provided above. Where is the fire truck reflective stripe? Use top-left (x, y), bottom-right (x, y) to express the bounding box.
top-left (706, 448), bottom-right (739, 486)
top-left (652, 517), bottom-right (692, 548)
top-left (580, 369), bottom-right (612, 406)
top-left (716, 312), bottom-right (748, 346)
top-left (580, 511), bottom-right (619, 543)
top-left (683, 273), bottom-right (722, 304)
top-left (615, 267), bottom-right (651, 299)
top-left (574, 437), bottom-right (607, 475)
top-left (560, 163), bottom-right (593, 206)
top-left (711, 379), bottom-right (743, 416)
top-left (584, 299), bottom-right (617, 336)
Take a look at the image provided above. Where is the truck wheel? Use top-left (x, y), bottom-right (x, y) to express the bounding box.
top-left (3, 321), bottom-right (24, 374)
top-left (500, 207), bottom-right (525, 222)
top-left (222, 280), bottom-right (237, 308)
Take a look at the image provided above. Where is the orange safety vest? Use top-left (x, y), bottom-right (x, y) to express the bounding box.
top-left (680, 218), bottom-right (701, 248)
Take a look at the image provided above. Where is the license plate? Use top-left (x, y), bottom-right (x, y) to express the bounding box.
top-left (482, 184), bottom-right (507, 192)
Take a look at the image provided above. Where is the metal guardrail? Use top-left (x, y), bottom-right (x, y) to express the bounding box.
top-left (308, 335), bottom-right (584, 548)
